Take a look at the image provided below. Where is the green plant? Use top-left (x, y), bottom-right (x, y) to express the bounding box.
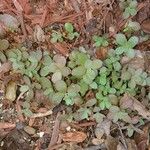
top-left (108, 106), bottom-right (131, 123)
top-left (93, 35), bottom-right (108, 47)
top-left (115, 33), bottom-right (138, 58)
top-left (123, 20), bottom-right (141, 33)
top-left (64, 22), bottom-right (79, 40)
top-left (96, 92), bottom-right (112, 110)
top-left (119, 0), bottom-right (138, 19)
top-left (50, 31), bottom-right (63, 43)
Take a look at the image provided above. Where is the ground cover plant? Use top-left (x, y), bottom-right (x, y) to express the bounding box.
top-left (0, 0), bottom-right (150, 149)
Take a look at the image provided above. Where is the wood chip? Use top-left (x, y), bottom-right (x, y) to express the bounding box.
top-left (62, 131), bottom-right (87, 143)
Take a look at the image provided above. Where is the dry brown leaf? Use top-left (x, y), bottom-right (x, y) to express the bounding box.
top-left (33, 25), bottom-right (45, 42)
top-left (95, 119), bottom-right (111, 139)
top-left (0, 61), bottom-right (11, 75)
top-left (95, 47), bottom-right (108, 60)
top-left (120, 94), bottom-right (150, 120)
top-left (134, 123), bottom-right (150, 150)
top-left (141, 19), bottom-right (150, 34)
top-left (105, 135), bottom-right (118, 150)
top-left (53, 43), bottom-right (69, 56)
top-left (62, 131), bottom-right (87, 143)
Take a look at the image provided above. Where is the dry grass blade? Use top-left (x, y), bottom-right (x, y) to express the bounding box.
top-left (48, 112), bottom-right (61, 149)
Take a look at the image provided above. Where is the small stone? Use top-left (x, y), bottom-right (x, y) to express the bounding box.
top-left (24, 126), bottom-right (36, 135)
top-left (0, 39), bottom-right (9, 51)
top-left (5, 81), bottom-right (17, 102)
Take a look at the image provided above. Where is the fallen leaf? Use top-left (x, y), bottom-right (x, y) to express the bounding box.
top-left (120, 94), bottom-right (150, 120)
top-left (105, 135), bottom-right (118, 150)
top-left (0, 61), bottom-right (11, 75)
top-left (95, 119), bottom-right (111, 139)
top-left (141, 19), bottom-right (150, 34)
top-left (0, 14), bottom-right (20, 30)
top-left (53, 43), bottom-right (69, 56)
top-left (92, 138), bottom-right (104, 145)
top-left (134, 123), bottom-right (150, 150)
top-left (62, 131), bottom-right (87, 143)
top-left (34, 25), bottom-right (45, 42)
top-left (95, 47), bottom-right (108, 60)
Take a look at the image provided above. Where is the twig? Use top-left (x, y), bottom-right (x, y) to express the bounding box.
top-left (117, 123), bottom-right (128, 150)
top-left (30, 109), bottom-right (53, 118)
top-left (72, 121), bottom-right (96, 127)
top-left (15, 92), bottom-right (25, 122)
top-left (48, 112), bottom-right (61, 149)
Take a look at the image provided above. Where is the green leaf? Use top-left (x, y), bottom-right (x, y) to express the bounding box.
top-left (99, 74), bottom-right (107, 85)
top-left (40, 77), bottom-right (52, 89)
top-left (51, 32), bottom-right (63, 43)
top-left (76, 52), bottom-right (89, 65)
top-left (43, 55), bottom-right (52, 65)
top-left (40, 66), bottom-right (51, 76)
top-left (121, 71), bottom-right (131, 80)
top-left (44, 88), bottom-right (53, 95)
top-left (49, 63), bottom-right (58, 73)
top-left (146, 77), bottom-right (150, 86)
top-left (79, 81), bottom-right (88, 96)
top-left (129, 8), bottom-right (137, 16)
top-left (61, 67), bottom-right (71, 77)
top-left (96, 92), bottom-right (103, 100)
top-left (52, 92), bottom-right (64, 104)
top-left (86, 69), bottom-right (96, 79)
top-left (22, 109), bottom-right (33, 117)
top-left (85, 98), bottom-right (97, 107)
top-left (126, 49), bottom-right (135, 58)
top-left (123, 8), bottom-right (130, 18)
top-left (113, 62), bottom-right (122, 71)
top-left (128, 36), bottom-right (138, 47)
top-left (109, 88), bottom-right (116, 94)
top-left (77, 108), bottom-right (91, 120)
top-left (53, 54), bottom-right (66, 67)
top-left (84, 59), bottom-right (93, 69)
top-left (65, 22), bottom-right (74, 33)
top-left (20, 85), bottom-right (29, 93)
top-left (93, 112), bottom-right (105, 123)
top-left (54, 80), bottom-right (67, 92)
top-left (127, 127), bottom-right (134, 137)
top-left (90, 82), bottom-right (98, 89)
top-left (68, 84), bottom-right (80, 93)
top-left (92, 59), bottom-right (103, 69)
top-left (115, 47), bottom-right (125, 55)
top-left (51, 72), bottom-right (62, 83)
top-left (72, 66), bottom-right (86, 78)
top-left (0, 52), bottom-right (7, 62)
top-left (116, 33), bottom-right (127, 45)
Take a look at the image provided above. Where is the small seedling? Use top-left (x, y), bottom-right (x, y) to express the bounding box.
top-left (64, 22), bottom-right (79, 40)
top-left (93, 35), bottom-right (108, 47)
top-left (115, 33), bottom-right (138, 58)
top-left (51, 31), bottom-right (63, 43)
top-left (119, 0), bottom-right (138, 19)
